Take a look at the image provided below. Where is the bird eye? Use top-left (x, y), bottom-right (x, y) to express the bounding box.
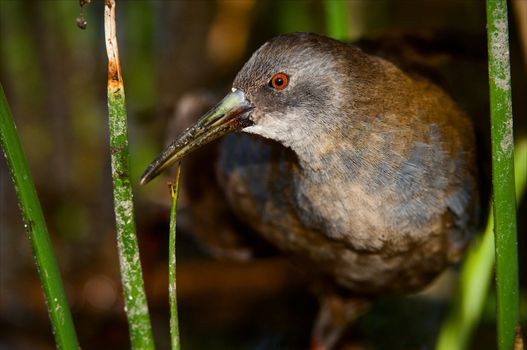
top-left (269, 73), bottom-right (289, 90)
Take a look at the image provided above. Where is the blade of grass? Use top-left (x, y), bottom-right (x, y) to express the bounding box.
top-left (486, 0), bottom-right (519, 349)
top-left (103, 1), bottom-right (155, 348)
top-left (324, 0), bottom-right (349, 40)
top-left (436, 139), bottom-right (527, 350)
top-left (0, 84), bottom-right (79, 349)
top-left (168, 163), bottom-right (182, 350)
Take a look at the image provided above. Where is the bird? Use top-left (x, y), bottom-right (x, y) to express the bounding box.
top-left (141, 32), bottom-right (480, 349)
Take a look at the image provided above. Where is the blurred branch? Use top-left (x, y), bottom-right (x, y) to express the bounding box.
top-left (103, 0), bottom-right (155, 348)
top-left (150, 258), bottom-right (304, 303)
top-left (0, 84), bottom-right (79, 349)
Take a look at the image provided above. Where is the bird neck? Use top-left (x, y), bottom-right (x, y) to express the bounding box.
top-left (287, 121), bottom-right (363, 176)
top-left (245, 116), bottom-right (355, 174)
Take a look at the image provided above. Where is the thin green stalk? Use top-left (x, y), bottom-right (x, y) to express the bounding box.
top-left (104, 1), bottom-right (155, 348)
top-left (486, 0), bottom-right (519, 349)
top-left (437, 2), bottom-right (521, 348)
top-left (168, 163), bottom-right (182, 350)
top-left (324, 0), bottom-right (349, 40)
top-left (0, 84), bottom-right (79, 349)
top-left (436, 139), bottom-right (527, 350)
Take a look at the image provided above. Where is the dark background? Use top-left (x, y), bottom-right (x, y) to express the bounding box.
top-left (1, 1), bottom-right (525, 349)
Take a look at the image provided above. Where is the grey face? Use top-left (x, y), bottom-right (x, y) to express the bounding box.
top-left (141, 33), bottom-right (345, 185)
top-left (233, 34), bottom-right (343, 146)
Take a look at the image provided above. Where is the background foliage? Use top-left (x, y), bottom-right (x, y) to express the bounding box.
top-left (1, 1), bottom-right (525, 349)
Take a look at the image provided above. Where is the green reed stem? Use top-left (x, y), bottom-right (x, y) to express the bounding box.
top-left (104, 1), bottom-right (155, 348)
top-left (436, 139), bottom-right (527, 350)
top-left (168, 163), bottom-right (182, 350)
top-left (0, 84), bottom-right (79, 349)
top-left (486, 0), bottom-right (520, 349)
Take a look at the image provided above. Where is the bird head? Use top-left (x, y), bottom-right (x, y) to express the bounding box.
top-left (141, 33), bottom-right (350, 185)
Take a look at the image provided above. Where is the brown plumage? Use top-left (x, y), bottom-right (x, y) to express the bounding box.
top-left (142, 32), bottom-right (480, 349)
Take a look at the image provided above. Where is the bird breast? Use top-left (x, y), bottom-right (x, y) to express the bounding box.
top-left (216, 101), bottom-right (478, 294)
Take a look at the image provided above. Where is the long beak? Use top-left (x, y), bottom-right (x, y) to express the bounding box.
top-left (140, 89), bottom-right (253, 185)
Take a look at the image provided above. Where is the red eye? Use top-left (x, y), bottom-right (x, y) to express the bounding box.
top-left (270, 73), bottom-right (289, 90)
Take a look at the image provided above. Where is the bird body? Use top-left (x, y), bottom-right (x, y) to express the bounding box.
top-left (214, 33), bottom-right (478, 294)
top-left (142, 32), bottom-right (480, 346)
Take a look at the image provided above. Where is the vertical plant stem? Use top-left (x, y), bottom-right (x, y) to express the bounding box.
top-left (168, 163), bottom-right (182, 350)
top-left (324, 0), bottom-right (349, 40)
top-left (0, 85), bottom-right (79, 349)
top-left (104, 1), bottom-right (155, 348)
top-left (436, 215), bottom-right (495, 350)
top-left (436, 139), bottom-right (527, 350)
top-left (486, 0), bottom-right (519, 349)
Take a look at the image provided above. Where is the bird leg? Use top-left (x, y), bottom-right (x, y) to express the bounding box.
top-left (311, 294), bottom-right (370, 350)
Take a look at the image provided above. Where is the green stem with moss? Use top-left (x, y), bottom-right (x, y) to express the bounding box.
top-left (104, 1), bottom-right (155, 348)
top-left (437, 2), bottom-right (520, 348)
top-left (486, 0), bottom-right (519, 349)
top-left (0, 84), bottom-right (79, 349)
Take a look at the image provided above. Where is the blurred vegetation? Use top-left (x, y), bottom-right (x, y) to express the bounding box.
top-left (0, 1), bottom-right (526, 349)
top-left (436, 139), bottom-right (527, 350)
